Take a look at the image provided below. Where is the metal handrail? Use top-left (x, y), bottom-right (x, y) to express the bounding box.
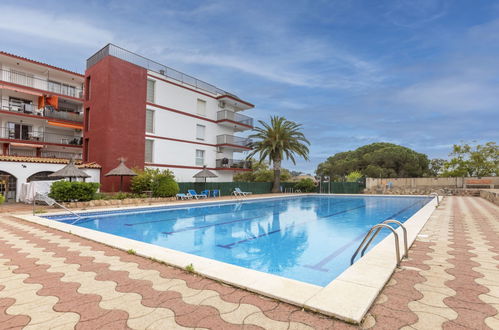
top-left (360, 220), bottom-right (408, 258)
top-left (33, 193), bottom-right (82, 223)
top-left (0, 68), bottom-right (83, 98)
top-left (216, 110), bottom-right (253, 127)
top-left (351, 224), bottom-right (400, 265)
top-left (429, 192), bottom-right (440, 205)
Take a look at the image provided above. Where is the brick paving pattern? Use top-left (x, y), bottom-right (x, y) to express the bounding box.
top-left (0, 196), bottom-right (497, 329)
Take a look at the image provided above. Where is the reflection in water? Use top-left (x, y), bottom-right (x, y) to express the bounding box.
top-left (55, 195), bottom-right (432, 286)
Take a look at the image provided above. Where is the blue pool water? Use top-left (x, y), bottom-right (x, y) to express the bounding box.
top-left (45, 195), bottom-right (431, 286)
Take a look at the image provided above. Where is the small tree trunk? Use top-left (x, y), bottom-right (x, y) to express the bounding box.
top-left (272, 159), bottom-right (281, 193)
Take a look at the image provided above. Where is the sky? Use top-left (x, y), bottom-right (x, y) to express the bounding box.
top-left (1, 0), bottom-right (498, 174)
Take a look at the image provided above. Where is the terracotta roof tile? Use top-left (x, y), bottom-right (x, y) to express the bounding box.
top-left (0, 155), bottom-right (101, 168)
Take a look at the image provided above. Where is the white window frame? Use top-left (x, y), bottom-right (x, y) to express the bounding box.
top-left (196, 99), bottom-right (206, 116)
top-left (147, 79), bottom-right (155, 103)
top-left (196, 124), bottom-right (205, 141)
top-left (145, 139), bottom-right (154, 163)
top-left (146, 109), bottom-right (155, 133)
top-left (195, 149), bottom-right (205, 166)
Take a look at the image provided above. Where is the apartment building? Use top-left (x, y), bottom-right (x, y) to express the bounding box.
top-left (84, 44), bottom-right (254, 191)
top-left (0, 51), bottom-right (90, 200)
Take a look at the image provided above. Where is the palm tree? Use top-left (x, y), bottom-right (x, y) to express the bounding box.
top-left (248, 116), bottom-right (310, 193)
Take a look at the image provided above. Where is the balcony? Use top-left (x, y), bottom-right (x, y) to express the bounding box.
top-left (0, 99), bottom-right (83, 123)
top-left (0, 127), bottom-right (83, 146)
top-left (216, 110), bottom-right (253, 131)
top-left (216, 158), bottom-right (252, 170)
top-left (0, 68), bottom-right (83, 99)
top-left (7, 148), bottom-right (82, 160)
top-left (216, 134), bottom-right (252, 152)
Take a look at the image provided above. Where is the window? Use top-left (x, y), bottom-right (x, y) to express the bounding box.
top-left (7, 122), bottom-right (33, 140)
top-left (146, 79), bottom-right (155, 103)
top-left (196, 124), bottom-right (205, 140)
top-left (84, 108), bottom-right (90, 132)
top-left (146, 109), bottom-right (154, 133)
top-left (84, 138), bottom-right (89, 161)
top-left (145, 139), bottom-right (154, 162)
top-left (195, 150), bottom-right (205, 166)
top-left (197, 99), bottom-right (206, 116)
top-left (86, 76), bottom-right (91, 100)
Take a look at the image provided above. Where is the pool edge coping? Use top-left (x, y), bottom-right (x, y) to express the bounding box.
top-left (14, 193), bottom-right (439, 324)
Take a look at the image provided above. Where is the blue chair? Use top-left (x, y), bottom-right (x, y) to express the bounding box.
top-left (211, 189), bottom-right (220, 197)
top-left (187, 189), bottom-right (208, 199)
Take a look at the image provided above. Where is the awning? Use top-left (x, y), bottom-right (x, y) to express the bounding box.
top-left (9, 142), bottom-right (43, 148)
top-left (0, 84), bottom-right (43, 97)
top-left (47, 120), bottom-right (83, 130)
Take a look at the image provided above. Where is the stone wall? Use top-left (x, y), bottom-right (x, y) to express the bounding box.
top-left (480, 189), bottom-right (499, 206)
top-left (62, 197), bottom-right (175, 209)
top-left (363, 187), bottom-right (481, 196)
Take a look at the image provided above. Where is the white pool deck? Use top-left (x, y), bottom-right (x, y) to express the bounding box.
top-left (16, 193), bottom-right (438, 324)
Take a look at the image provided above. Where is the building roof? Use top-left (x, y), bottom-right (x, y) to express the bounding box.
top-left (0, 155), bottom-right (101, 168)
top-left (0, 51), bottom-right (84, 77)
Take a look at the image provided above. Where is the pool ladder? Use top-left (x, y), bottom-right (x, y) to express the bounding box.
top-left (350, 219), bottom-right (408, 266)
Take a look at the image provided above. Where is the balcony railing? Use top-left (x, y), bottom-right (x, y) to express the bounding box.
top-left (216, 134), bottom-right (252, 148)
top-left (87, 43), bottom-right (242, 99)
top-left (41, 150), bottom-right (82, 160)
top-left (216, 158), bottom-right (252, 169)
top-left (0, 100), bottom-right (83, 123)
top-left (0, 68), bottom-right (83, 98)
top-left (0, 127), bottom-right (83, 146)
top-left (217, 110), bottom-right (253, 127)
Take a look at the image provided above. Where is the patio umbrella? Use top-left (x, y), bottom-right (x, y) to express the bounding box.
top-left (193, 166), bottom-right (218, 192)
top-left (104, 158), bottom-right (137, 192)
top-left (48, 158), bottom-right (90, 182)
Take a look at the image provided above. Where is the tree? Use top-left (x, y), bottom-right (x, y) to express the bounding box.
top-left (316, 142), bottom-right (430, 179)
top-left (346, 171), bottom-right (363, 182)
top-left (427, 158), bottom-right (446, 177)
top-left (248, 116), bottom-right (310, 192)
top-left (442, 142), bottom-right (498, 177)
top-left (233, 159), bottom-right (292, 182)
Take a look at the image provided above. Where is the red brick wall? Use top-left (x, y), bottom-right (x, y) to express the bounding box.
top-left (84, 56), bottom-right (147, 192)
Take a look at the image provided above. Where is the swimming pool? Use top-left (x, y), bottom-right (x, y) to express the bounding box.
top-left (44, 195), bottom-right (431, 287)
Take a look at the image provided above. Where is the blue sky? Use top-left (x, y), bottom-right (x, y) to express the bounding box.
top-left (1, 0), bottom-right (498, 174)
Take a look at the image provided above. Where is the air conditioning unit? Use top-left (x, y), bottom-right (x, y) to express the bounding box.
top-left (219, 101), bottom-right (226, 108)
top-left (159, 69), bottom-right (165, 75)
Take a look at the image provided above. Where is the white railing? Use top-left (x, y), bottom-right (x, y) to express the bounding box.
top-left (0, 68), bottom-right (83, 98)
top-left (0, 100), bottom-right (83, 123)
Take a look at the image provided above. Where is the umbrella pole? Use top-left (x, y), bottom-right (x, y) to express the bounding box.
top-left (120, 176), bottom-right (123, 192)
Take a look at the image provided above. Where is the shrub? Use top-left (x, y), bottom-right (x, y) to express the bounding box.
top-left (152, 175), bottom-right (179, 197)
top-left (49, 181), bottom-right (100, 202)
top-left (346, 171), bottom-right (363, 182)
top-left (294, 178), bottom-right (316, 192)
top-left (132, 168), bottom-right (179, 197)
top-left (0, 194), bottom-right (5, 204)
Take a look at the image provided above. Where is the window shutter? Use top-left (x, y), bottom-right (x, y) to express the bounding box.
top-left (197, 99), bottom-right (206, 115)
top-left (196, 124), bottom-right (205, 140)
top-left (145, 140), bottom-right (153, 162)
top-left (146, 80), bottom-right (155, 103)
top-left (146, 110), bottom-right (154, 133)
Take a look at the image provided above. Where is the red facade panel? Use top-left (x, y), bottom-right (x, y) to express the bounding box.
top-left (84, 56), bottom-right (147, 192)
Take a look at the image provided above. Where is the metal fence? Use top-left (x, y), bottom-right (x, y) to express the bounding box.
top-left (87, 44), bottom-right (240, 98)
top-left (177, 181), bottom-right (363, 196)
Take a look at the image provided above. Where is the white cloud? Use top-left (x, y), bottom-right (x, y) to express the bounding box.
top-left (0, 5), bottom-right (114, 47)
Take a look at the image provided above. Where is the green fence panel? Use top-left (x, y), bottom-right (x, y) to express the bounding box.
top-left (177, 181), bottom-right (363, 196)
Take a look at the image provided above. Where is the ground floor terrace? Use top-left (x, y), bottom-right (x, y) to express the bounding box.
top-left (0, 195), bottom-right (498, 329)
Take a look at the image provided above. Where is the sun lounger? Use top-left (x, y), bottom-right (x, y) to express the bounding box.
top-left (188, 189), bottom-right (208, 199)
top-left (176, 193), bottom-right (192, 200)
top-left (233, 187), bottom-right (252, 196)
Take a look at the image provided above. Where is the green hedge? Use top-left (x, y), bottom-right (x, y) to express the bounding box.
top-left (49, 181), bottom-right (100, 202)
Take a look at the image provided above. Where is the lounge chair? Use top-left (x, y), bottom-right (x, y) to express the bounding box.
top-left (176, 193), bottom-right (192, 200)
top-left (187, 189), bottom-right (208, 199)
top-left (200, 189), bottom-right (210, 197)
top-left (233, 187), bottom-right (252, 196)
